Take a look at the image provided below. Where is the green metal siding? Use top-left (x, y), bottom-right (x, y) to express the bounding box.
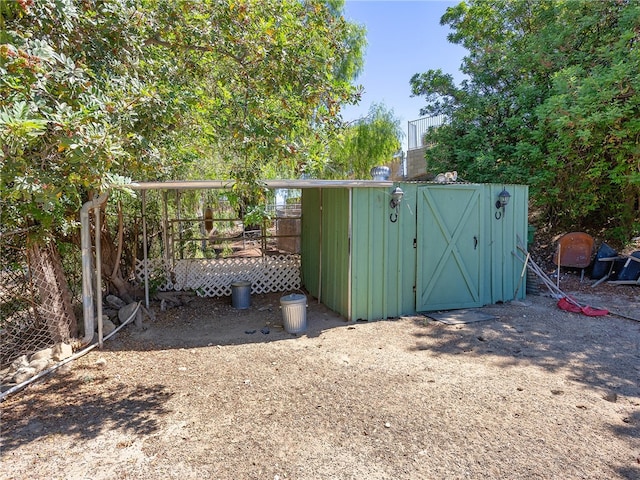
top-left (301, 189), bottom-right (321, 297)
top-left (350, 187), bottom-right (417, 321)
top-left (389, 185), bottom-right (419, 318)
top-left (487, 184), bottom-right (529, 303)
top-left (321, 189), bottom-right (350, 316)
top-left (350, 189), bottom-right (382, 320)
top-left (301, 188), bottom-right (350, 316)
top-left (416, 185), bottom-right (485, 311)
top-left (302, 183), bottom-right (529, 322)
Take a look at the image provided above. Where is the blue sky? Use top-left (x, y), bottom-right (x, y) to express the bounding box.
top-left (341, 0), bottom-right (468, 149)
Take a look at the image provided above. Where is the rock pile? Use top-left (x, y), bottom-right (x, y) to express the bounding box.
top-left (1, 295), bottom-right (144, 391)
top-left (1, 342), bottom-right (73, 387)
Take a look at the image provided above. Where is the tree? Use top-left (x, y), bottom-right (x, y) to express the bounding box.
top-left (0, 0), bottom-right (365, 334)
top-left (1, 0), bottom-right (365, 233)
top-left (1, 0), bottom-right (188, 310)
top-left (323, 103), bottom-right (402, 179)
top-left (140, 0), bottom-right (366, 220)
top-left (410, 0), bottom-right (639, 242)
top-left (152, 0), bottom-right (364, 170)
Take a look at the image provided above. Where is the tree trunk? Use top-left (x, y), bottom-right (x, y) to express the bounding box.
top-left (98, 208), bottom-right (136, 303)
top-left (28, 240), bottom-right (78, 342)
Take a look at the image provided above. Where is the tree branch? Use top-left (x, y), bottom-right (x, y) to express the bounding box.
top-left (144, 36), bottom-right (245, 65)
top-left (110, 200), bottom-right (124, 281)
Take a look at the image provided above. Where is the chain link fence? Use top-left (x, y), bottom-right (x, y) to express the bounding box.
top-left (0, 231), bottom-right (81, 370)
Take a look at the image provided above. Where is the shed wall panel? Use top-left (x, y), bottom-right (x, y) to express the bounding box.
top-left (301, 189), bottom-right (350, 316)
top-left (350, 189), bottom-right (384, 320)
top-left (487, 184), bottom-right (529, 303)
top-left (387, 185), bottom-right (418, 318)
top-left (350, 186), bottom-right (417, 321)
top-left (304, 183), bottom-right (529, 322)
top-left (301, 189), bottom-right (321, 297)
top-left (320, 189), bottom-right (350, 316)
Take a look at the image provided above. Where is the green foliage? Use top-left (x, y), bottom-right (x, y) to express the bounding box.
top-left (145, 0), bottom-right (366, 188)
top-left (410, 0), bottom-right (640, 242)
top-left (322, 103), bottom-right (402, 179)
top-left (1, 0), bottom-right (176, 239)
top-left (243, 205), bottom-right (273, 228)
top-left (0, 0), bottom-right (365, 243)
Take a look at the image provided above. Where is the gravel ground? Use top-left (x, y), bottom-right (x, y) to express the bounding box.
top-left (1, 278), bottom-right (639, 480)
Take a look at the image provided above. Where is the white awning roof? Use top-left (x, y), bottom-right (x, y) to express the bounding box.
top-left (126, 179), bottom-right (394, 191)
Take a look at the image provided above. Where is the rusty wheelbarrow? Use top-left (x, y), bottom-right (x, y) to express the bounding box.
top-left (552, 232), bottom-right (595, 285)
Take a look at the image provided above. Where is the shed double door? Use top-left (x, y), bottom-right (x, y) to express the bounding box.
top-left (416, 185), bottom-right (484, 311)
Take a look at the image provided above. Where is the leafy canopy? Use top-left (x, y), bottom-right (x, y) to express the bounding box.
top-left (0, 0), bottom-right (365, 239)
top-left (410, 0), bottom-right (640, 242)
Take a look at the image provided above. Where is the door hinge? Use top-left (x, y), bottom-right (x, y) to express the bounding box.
top-left (413, 238), bottom-right (417, 248)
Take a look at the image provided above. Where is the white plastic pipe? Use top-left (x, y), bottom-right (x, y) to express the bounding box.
top-left (95, 202), bottom-right (103, 348)
top-left (142, 190), bottom-right (149, 309)
top-left (80, 192), bottom-right (109, 345)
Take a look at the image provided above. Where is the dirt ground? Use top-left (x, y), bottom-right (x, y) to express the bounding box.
top-left (1, 275), bottom-right (639, 480)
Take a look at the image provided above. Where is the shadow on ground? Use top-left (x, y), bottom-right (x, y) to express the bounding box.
top-left (107, 292), bottom-right (349, 352)
top-left (411, 296), bottom-right (640, 397)
top-left (409, 294), bottom-right (640, 480)
top-left (1, 367), bottom-right (172, 454)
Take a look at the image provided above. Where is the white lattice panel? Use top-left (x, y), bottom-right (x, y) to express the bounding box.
top-left (136, 255), bottom-right (301, 297)
top-left (134, 258), bottom-right (174, 291)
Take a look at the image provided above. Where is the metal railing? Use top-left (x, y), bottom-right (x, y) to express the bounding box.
top-left (407, 115), bottom-right (446, 150)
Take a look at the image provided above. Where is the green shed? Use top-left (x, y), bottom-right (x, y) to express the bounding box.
top-left (301, 182), bottom-right (528, 321)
